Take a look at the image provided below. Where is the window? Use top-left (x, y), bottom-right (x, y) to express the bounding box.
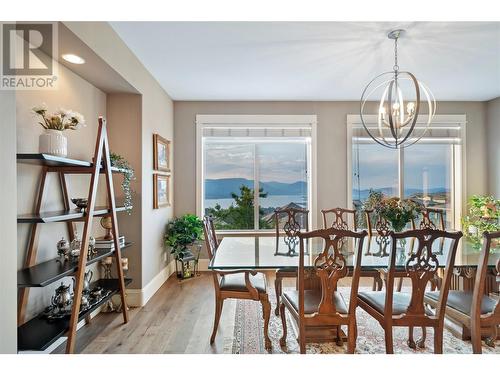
top-left (197, 115), bottom-right (316, 231)
top-left (348, 115), bottom-right (465, 229)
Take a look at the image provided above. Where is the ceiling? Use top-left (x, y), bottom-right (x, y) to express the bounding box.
top-left (110, 22), bottom-right (500, 101)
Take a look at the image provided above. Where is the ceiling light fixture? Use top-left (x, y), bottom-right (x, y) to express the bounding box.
top-left (62, 54), bottom-right (85, 64)
top-left (360, 29), bottom-right (436, 148)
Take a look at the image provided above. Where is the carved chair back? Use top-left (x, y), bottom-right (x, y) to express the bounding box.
top-left (321, 207), bottom-right (357, 231)
top-left (274, 207), bottom-right (309, 246)
top-left (385, 228), bottom-right (462, 322)
top-left (412, 207), bottom-right (446, 230)
top-left (472, 231), bottom-right (500, 319)
top-left (297, 227), bottom-right (368, 320)
top-left (364, 209), bottom-right (391, 236)
top-left (202, 215), bottom-right (219, 261)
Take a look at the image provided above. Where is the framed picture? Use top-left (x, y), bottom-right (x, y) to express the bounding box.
top-left (153, 134), bottom-right (171, 172)
top-left (153, 174), bottom-right (170, 209)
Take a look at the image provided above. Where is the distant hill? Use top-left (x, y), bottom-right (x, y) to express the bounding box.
top-left (205, 178), bottom-right (307, 199)
top-left (352, 187), bottom-right (449, 201)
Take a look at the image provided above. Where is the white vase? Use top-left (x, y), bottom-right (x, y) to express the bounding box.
top-left (39, 129), bottom-right (67, 157)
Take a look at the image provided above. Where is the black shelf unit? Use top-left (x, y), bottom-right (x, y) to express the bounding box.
top-left (17, 153), bottom-right (130, 173)
top-left (17, 242), bottom-right (132, 287)
top-left (18, 278), bottom-right (132, 352)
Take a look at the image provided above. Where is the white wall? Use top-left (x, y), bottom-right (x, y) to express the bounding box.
top-left (486, 97), bottom-right (500, 197)
top-left (0, 90), bottom-right (17, 353)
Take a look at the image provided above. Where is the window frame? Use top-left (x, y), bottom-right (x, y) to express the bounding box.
top-left (196, 114), bottom-right (318, 234)
top-left (346, 114), bottom-right (467, 229)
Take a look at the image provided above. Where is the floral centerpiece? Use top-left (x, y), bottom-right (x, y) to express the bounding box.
top-left (33, 104), bottom-right (86, 157)
top-left (364, 190), bottom-right (421, 232)
top-left (461, 195), bottom-right (500, 250)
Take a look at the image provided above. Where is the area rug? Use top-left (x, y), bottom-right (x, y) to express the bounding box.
top-left (231, 288), bottom-right (500, 354)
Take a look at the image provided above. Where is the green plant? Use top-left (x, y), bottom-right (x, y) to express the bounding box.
top-left (110, 153), bottom-right (135, 215)
top-left (32, 104), bottom-right (86, 131)
top-left (164, 214), bottom-right (203, 260)
top-left (462, 195), bottom-right (500, 250)
top-left (365, 191), bottom-right (421, 232)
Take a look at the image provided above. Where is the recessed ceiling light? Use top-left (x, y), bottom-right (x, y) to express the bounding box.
top-left (62, 54), bottom-right (85, 64)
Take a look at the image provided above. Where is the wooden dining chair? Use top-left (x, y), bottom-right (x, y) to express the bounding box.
top-left (424, 231), bottom-right (500, 353)
top-left (274, 207), bottom-right (309, 315)
top-left (202, 215), bottom-right (272, 350)
top-left (357, 228), bottom-right (463, 353)
top-left (279, 226), bottom-right (368, 353)
top-left (321, 207), bottom-right (357, 231)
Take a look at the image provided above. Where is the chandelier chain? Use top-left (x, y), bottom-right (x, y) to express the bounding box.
top-left (393, 36), bottom-right (399, 72)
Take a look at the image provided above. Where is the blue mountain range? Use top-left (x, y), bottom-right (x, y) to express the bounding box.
top-left (205, 178), bottom-right (307, 199)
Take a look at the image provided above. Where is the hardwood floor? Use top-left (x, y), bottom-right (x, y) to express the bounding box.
top-left (53, 271), bottom-right (373, 354)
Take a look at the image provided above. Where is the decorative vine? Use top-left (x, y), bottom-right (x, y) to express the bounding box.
top-left (110, 152), bottom-right (135, 215)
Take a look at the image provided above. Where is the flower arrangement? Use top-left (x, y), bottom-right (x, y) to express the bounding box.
top-left (110, 153), bottom-right (135, 215)
top-left (462, 195), bottom-right (500, 250)
top-left (33, 104), bottom-right (86, 131)
top-left (364, 190), bottom-right (421, 232)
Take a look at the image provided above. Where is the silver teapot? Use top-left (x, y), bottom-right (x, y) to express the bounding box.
top-left (80, 294), bottom-right (90, 310)
top-left (51, 282), bottom-right (73, 311)
top-left (73, 270), bottom-right (93, 295)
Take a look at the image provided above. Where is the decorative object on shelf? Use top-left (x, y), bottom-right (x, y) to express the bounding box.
top-left (462, 195), bottom-right (500, 250)
top-left (364, 190), bottom-right (421, 232)
top-left (164, 214), bottom-right (203, 261)
top-left (82, 270), bottom-right (93, 294)
top-left (56, 237), bottom-right (70, 260)
top-left (153, 133), bottom-right (171, 172)
top-left (110, 152), bottom-right (135, 215)
top-left (95, 235), bottom-right (125, 250)
top-left (100, 257), bottom-right (116, 312)
top-left (32, 104), bottom-right (86, 157)
top-left (360, 29), bottom-right (436, 149)
top-left (153, 173), bottom-right (170, 208)
top-left (87, 236), bottom-right (97, 258)
top-left (71, 198), bottom-right (88, 212)
top-left (70, 232), bottom-right (82, 258)
top-left (50, 282), bottom-right (73, 314)
top-left (115, 258), bottom-right (129, 312)
top-left (100, 216), bottom-right (114, 240)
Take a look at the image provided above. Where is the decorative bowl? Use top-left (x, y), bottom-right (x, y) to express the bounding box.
top-left (71, 198), bottom-right (88, 211)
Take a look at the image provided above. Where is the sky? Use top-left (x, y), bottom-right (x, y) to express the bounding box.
top-left (205, 141), bottom-right (307, 183)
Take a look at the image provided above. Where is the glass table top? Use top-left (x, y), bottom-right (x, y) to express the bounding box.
top-left (209, 235), bottom-right (500, 270)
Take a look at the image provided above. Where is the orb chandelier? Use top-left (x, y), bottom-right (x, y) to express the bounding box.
top-left (360, 29), bottom-right (436, 148)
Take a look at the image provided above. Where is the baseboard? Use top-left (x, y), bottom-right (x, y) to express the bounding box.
top-left (126, 259), bottom-right (176, 307)
top-left (198, 258), bottom-right (209, 272)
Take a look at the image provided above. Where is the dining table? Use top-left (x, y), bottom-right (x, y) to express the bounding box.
top-left (209, 234), bottom-right (500, 343)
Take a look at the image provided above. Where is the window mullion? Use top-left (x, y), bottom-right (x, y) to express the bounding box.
top-left (254, 143), bottom-right (260, 230)
top-left (398, 147), bottom-right (404, 199)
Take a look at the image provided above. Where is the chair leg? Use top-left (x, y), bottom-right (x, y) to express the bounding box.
top-left (347, 321), bottom-right (357, 354)
top-left (417, 327), bottom-right (426, 349)
top-left (384, 327), bottom-right (394, 354)
top-left (279, 302), bottom-right (287, 347)
top-left (470, 319), bottom-right (483, 354)
top-left (407, 326), bottom-right (416, 349)
top-left (210, 297), bottom-right (224, 344)
top-left (434, 326), bottom-right (443, 354)
top-left (274, 273), bottom-right (282, 316)
top-left (396, 277), bottom-right (403, 292)
top-left (299, 329), bottom-right (306, 354)
top-left (261, 296), bottom-right (272, 351)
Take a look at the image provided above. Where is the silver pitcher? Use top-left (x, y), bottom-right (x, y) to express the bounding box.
top-left (72, 270), bottom-right (93, 295)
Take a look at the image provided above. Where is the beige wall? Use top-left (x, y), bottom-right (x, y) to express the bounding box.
top-left (0, 90), bottom-right (17, 353)
top-left (65, 22), bottom-right (174, 287)
top-left (174, 101), bottom-right (489, 232)
top-left (16, 62), bottom-right (108, 320)
top-left (486, 97), bottom-right (500, 197)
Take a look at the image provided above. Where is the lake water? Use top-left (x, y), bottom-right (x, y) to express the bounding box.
top-left (205, 195), bottom-right (307, 210)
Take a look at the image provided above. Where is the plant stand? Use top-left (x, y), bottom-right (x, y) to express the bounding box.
top-left (175, 244), bottom-right (202, 281)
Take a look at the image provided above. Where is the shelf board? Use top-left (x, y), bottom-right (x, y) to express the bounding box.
top-left (18, 242), bottom-right (132, 287)
top-left (17, 153), bottom-right (130, 174)
top-left (18, 278), bottom-right (132, 352)
top-left (17, 205), bottom-right (131, 223)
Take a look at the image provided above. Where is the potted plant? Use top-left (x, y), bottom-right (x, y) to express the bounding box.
top-left (33, 104), bottom-right (86, 157)
top-left (462, 195), bottom-right (500, 250)
top-left (164, 214), bottom-right (203, 269)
